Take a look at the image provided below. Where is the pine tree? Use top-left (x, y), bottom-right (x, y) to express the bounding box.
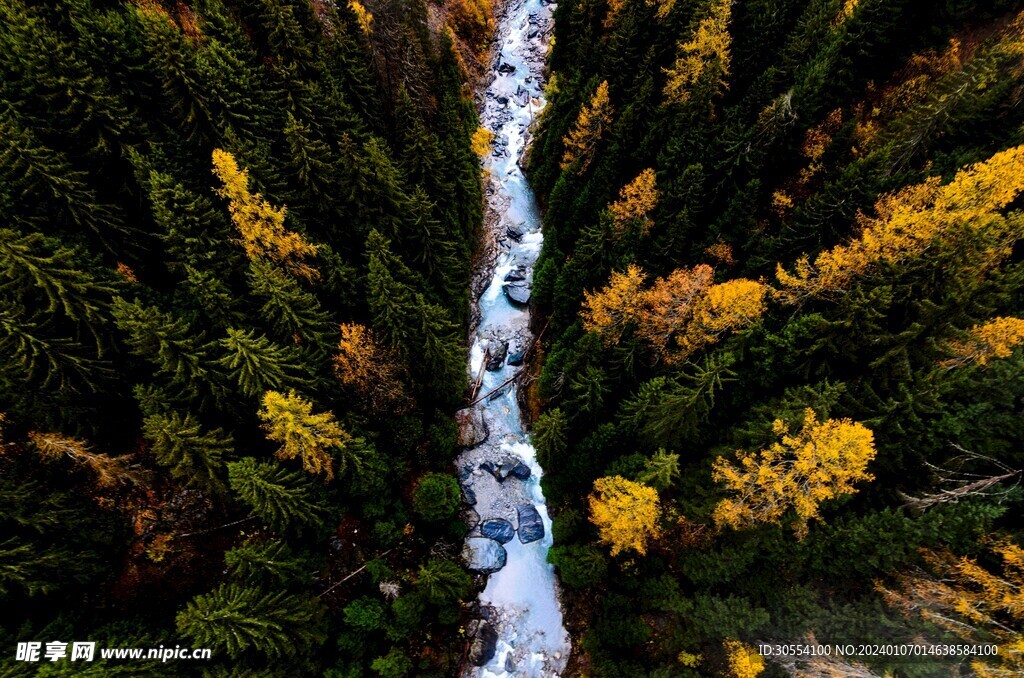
top-left (225, 537), bottom-right (310, 585)
top-left (247, 259), bottom-right (330, 345)
top-left (218, 328), bottom-right (304, 397)
top-left (414, 558), bottom-right (471, 604)
top-left (142, 412), bottom-right (232, 493)
top-left (663, 0), bottom-right (732, 106)
top-left (111, 297), bottom-right (217, 392)
top-left (636, 449), bottom-right (680, 491)
top-left (176, 583), bottom-right (325, 659)
top-left (226, 458), bottom-right (327, 532)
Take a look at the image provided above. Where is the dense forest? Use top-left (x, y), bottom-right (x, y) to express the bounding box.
top-left (528, 0), bottom-right (1024, 675)
top-left (0, 0), bottom-right (491, 674)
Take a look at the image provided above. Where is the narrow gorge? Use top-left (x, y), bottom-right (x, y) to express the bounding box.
top-left (456, 0), bottom-right (569, 674)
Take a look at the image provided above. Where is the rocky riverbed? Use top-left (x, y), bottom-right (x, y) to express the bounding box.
top-left (456, 0), bottom-right (568, 674)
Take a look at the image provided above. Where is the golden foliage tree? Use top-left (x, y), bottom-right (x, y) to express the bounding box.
top-left (211, 149), bottom-right (319, 282)
top-left (608, 168), bottom-right (659, 235)
top-left (723, 639), bottom-right (766, 678)
top-left (776, 145), bottom-right (1024, 302)
top-left (588, 475), bottom-right (661, 556)
top-left (581, 264), bottom-right (647, 343)
top-left (258, 390), bottom-right (348, 481)
top-left (712, 409), bottom-right (876, 538)
top-left (333, 323), bottom-right (410, 412)
top-left (561, 81), bottom-right (613, 173)
top-left (470, 126), bottom-right (495, 159)
top-left (582, 264), bottom-right (768, 363)
top-left (663, 0), bottom-right (731, 104)
top-left (877, 541), bottom-right (1024, 676)
top-left (942, 316), bottom-right (1024, 368)
top-left (349, 0), bottom-right (373, 34)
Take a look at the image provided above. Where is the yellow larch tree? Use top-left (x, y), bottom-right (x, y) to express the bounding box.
top-left (349, 0), bottom-right (373, 34)
top-left (876, 541), bottom-right (1024, 676)
top-left (608, 168), bottom-right (659, 235)
top-left (211, 149), bottom-right (319, 282)
top-left (712, 409), bottom-right (876, 538)
top-left (333, 323), bottom-right (410, 411)
top-left (580, 264), bottom-right (647, 344)
top-left (663, 0), bottom-right (731, 105)
top-left (588, 476), bottom-right (662, 556)
top-left (723, 639), bottom-right (766, 678)
top-left (561, 81), bottom-right (613, 173)
top-left (470, 126), bottom-right (495, 159)
top-left (258, 390), bottom-right (348, 481)
top-left (942, 316), bottom-right (1024, 368)
top-left (682, 278), bottom-right (769, 358)
top-left (776, 145), bottom-right (1024, 303)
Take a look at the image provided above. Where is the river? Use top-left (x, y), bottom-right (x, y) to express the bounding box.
top-left (455, 0), bottom-right (569, 674)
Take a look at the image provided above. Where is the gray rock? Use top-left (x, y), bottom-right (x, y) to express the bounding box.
top-left (505, 654), bottom-right (515, 673)
top-left (503, 281), bottom-right (531, 306)
top-left (480, 518), bottom-right (515, 544)
top-left (468, 621), bottom-right (498, 666)
top-left (497, 61), bottom-right (516, 74)
top-left (504, 266), bottom-right (527, 282)
top-left (456, 407), bottom-right (488, 447)
top-left (517, 504), bottom-right (545, 544)
top-left (506, 350), bottom-right (526, 366)
top-left (479, 604), bottom-right (498, 622)
top-left (486, 341), bottom-right (508, 371)
top-left (479, 460), bottom-right (499, 479)
top-left (462, 537), bottom-right (508, 574)
top-left (510, 462), bottom-right (532, 480)
top-left (462, 508), bottom-right (480, 531)
top-left (462, 485), bottom-right (477, 506)
top-left (505, 224), bottom-right (524, 241)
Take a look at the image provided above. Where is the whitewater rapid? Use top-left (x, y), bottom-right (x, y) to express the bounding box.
top-left (456, 0), bottom-right (568, 674)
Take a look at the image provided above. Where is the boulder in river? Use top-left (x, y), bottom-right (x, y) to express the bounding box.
top-left (462, 485), bottom-right (477, 506)
top-left (463, 537), bottom-right (507, 574)
top-left (517, 504), bottom-right (545, 544)
top-left (455, 407), bottom-right (488, 447)
top-left (506, 350), bottom-right (526, 366)
top-left (480, 518), bottom-right (516, 544)
top-left (510, 462), bottom-right (532, 480)
top-left (486, 341), bottom-right (508, 371)
top-left (505, 224), bottom-right (524, 241)
top-left (497, 61), bottom-right (516, 74)
top-left (504, 266), bottom-right (527, 282)
top-left (463, 508), bottom-right (481, 531)
top-left (468, 621), bottom-right (498, 666)
top-left (503, 281), bottom-right (531, 306)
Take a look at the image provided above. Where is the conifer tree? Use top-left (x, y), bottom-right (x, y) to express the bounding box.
top-left (226, 458), bottom-right (327, 532)
top-left (176, 583), bottom-right (325, 659)
top-left (247, 259), bottom-right (331, 344)
top-left (225, 537), bottom-right (310, 585)
top-left (218, 328), bottom-right (304, 397)
top-left (663, 0), bottom-right (732, 106)
top-left (142, 412), bottom-right (232, 493)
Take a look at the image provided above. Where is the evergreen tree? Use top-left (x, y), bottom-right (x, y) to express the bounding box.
top-left (142, 411), bottom-right (233, 493)
top-left (226, 458), bottom-right (327, 532)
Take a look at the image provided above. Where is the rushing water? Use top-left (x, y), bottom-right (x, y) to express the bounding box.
top-left (456, 0), bottom-right (568, 674)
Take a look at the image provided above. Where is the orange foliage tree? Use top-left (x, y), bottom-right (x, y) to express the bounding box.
top-left (29, 431), bottom-right (143, 488)
top-left (712, 409), bottom-right (876, 538)
top-left (582, 264), bottom-right (768, 363)
top-left (211, 149), bottom-right (319, 282)
top-left (588, 476), bottom-right (661, 556)
top-left (663, 0), bottom-right (731, 104)
top-left (942, 316), bottom-right (1024, 368)
top-left (876, 541), bottom-right (1024, 676)
top-left (561, 81), bottom-right (613, 173)
top-left (776, 145), bottom-right (1024, 302)
top-left (723, 639), bottom-right (766, 678)
top-left (333, 323), bottom-right (410, 412)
